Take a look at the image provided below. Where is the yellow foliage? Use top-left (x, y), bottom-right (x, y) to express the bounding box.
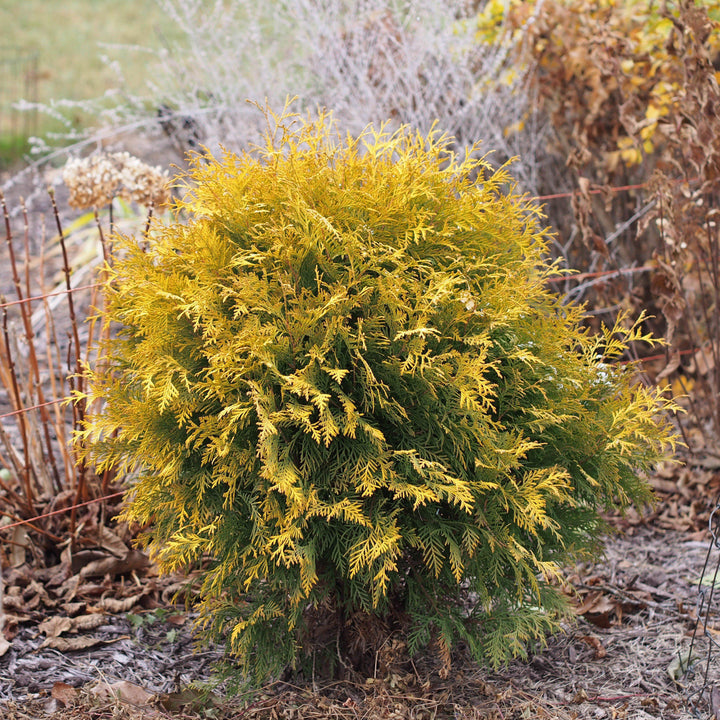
top-left (81, 105), bottom-right (679, 686)
top-left (475, 0), bottom-right (720, 168)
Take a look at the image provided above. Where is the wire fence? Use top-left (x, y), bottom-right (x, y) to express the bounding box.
top-left (684, 500), bottom-right (720, 716)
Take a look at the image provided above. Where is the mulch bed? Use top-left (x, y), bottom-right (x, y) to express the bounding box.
top-left (2, 500), bottom-right (719, 719)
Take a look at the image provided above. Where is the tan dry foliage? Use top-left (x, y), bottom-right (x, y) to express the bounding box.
top-left (62, 152), bottom-right (170, 210)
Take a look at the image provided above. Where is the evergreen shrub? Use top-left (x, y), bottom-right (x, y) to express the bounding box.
top-left (83, 108), bottom-right (677, 685)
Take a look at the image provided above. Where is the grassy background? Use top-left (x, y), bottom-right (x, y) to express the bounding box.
top-left (0, 0), bottom-right (191, 167)
top-left (0, 0), bottom-right (186, 104)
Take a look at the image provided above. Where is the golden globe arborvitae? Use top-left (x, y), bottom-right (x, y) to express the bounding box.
top-left (80, 107), bottom-right (678, 687)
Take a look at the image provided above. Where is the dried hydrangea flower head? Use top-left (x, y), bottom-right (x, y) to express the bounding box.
top-left (62, 152), bottom-right (170, 210)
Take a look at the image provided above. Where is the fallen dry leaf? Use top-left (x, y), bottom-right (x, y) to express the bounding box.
top-left (2, 591), bottom-right (24, 613)
top-left (59, 574), bottom-right (82, 603)
top-left (71, 613), bottom-right (107, 631)
top-left (157, 687), bottom-right (222, 712)
top-left (39, 612), bottom-right (105, 641)
top-left (579, 635), bottom-right (607, 659)
top-left (667, 648), bottom-right (696, 684)
top-left (655, 461), bottom-right (678, 479)
top-left (698, 455), bottom-right (720, 470)
top-left (100, 593), bottom-right (144, 613)
top-left (688, 343), bottom-right (718, 376)
top-left (95, 525), bottom-right (131, 559)
top-left (648, 476), bottom-right (679, 494)
top-left (51, 681), bottom-right (78, 706)
top-left (575, 590), bottom-right (619, 627)
top-left (62, 601), bottom-right (87, 616)
top-left (0, 637), bottom-right (10, 657)
top-left (80, 549), bottom-right (150, 579)
top-left (92, 680), bottom-right (156, 706)
top-left (27, 578), bottom-right (53, 605)
top-left (44, 635), bottom-right (103, 652)
top-left (70, 549), bottom-right (115, 575)
top-left (2, 611), bottom-right (31, 628)
top-left (39, 616), bottom-right (73, 639)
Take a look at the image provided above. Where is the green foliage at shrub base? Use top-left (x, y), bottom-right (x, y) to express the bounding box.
top-left (81, 107), bottom-right (677, 686)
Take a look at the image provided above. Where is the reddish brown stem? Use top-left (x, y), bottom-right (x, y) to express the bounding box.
top-left (15, 200), bottom-right (62, 491)
top-left (49, 190), bottom-right (89, 547)
top-left (1, 308), bottom-right (34, 516)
